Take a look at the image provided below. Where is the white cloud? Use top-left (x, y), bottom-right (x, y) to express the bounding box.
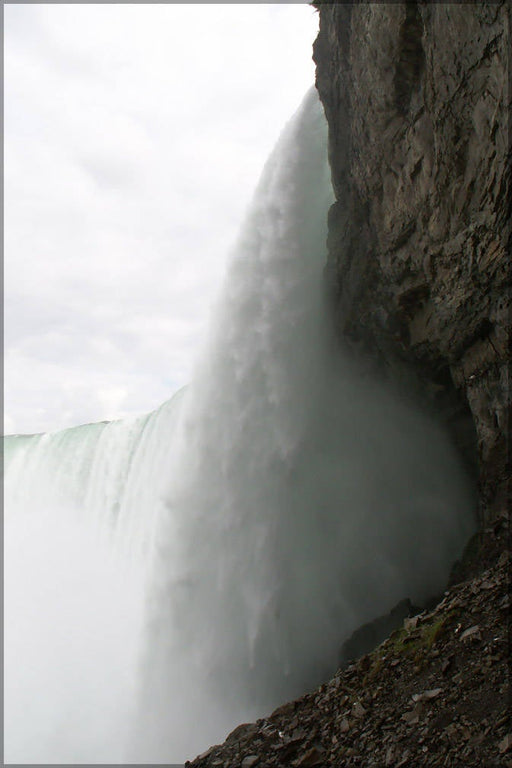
top-left (5, 4), bottom-right (320, 435)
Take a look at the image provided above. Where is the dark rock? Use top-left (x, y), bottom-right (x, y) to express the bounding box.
top-left (339, 597), bottom-right (417, 666)
top-left (313, 1), bottom-right (510, 539)
top-left (294, 746), bottom-right (325, 766)
top-left (226, 723), bottom-right (259, 743)
top-left (459, 625), bottom-right (482, 642)
top-left (241, 756), bottom-right (259, 768)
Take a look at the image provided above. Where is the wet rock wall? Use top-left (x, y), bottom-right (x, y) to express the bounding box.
top-left (313, 2), bottom-right (510, 528)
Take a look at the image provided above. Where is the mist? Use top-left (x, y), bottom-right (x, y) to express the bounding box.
top-left (4, 91), bottom-right (475, 764)
top-left (129, 90), bottom-right (476, 761)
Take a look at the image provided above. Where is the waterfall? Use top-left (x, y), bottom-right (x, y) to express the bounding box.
top-left (4, 89), bottom-right (476, 765)
top-left (129, 89), bottom-right (475, 760)
top-left (4, 391), bottom-right (185, 763)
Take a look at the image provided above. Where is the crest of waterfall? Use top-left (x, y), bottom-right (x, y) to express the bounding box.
top-left (4, 89), bottom-right (475, 765)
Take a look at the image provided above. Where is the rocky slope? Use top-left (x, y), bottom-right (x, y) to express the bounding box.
top-left (187, 528), bottom-right (510, 768)
top-left (183, 4), bottom-right (509, 765)
top-left (313, 1), bottom-right (510, 532)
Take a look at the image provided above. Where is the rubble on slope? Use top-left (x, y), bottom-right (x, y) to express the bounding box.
top-left (186, 545), bottom-right (510, 768)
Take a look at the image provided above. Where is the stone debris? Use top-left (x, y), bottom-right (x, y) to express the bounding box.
top-left (241, 756), bottom-right (259, 768)
top-left (184, 552), bottom-right (509, 768)
top-left (404, 615), bottom-right (419, 631)
top-left (441, 656), bottom-right (454, 676)
top-left (351, 701), bottom-right (365, 719)
top-left (411, 688), bottom-right (442, 702)
top-left (402, 702), bottom-right (424, 725)
top-left (459, 625), bottom-right (482, 642)
top-left (339, 718), bottom-right (350, 734)
top-left (294, 746), bottom-right (324, 766)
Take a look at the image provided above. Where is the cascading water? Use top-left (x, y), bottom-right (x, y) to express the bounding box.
top-left (4, 89), bottom-right (476, 764)
top-left (4, 391), bottom-right (185, 763)
top-left (128, 89), bottom-right (476, 761)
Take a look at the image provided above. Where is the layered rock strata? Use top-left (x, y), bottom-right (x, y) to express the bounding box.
top-left (313, 2), bottom-right (510, 531)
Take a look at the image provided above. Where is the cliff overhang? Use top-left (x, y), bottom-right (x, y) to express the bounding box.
top-left (313, 2), bottom-right (510, 562)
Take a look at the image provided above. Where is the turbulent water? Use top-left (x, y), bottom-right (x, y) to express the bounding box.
top-left (4, 89), bottom-right (476, 764)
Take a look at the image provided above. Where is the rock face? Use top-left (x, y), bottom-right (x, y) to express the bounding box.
top-left (339, 598), bottom-right (419, 668)
top-left (313, 2), bottom-right (510, 529)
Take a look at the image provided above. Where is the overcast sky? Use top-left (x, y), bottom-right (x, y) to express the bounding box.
top-left (5, 4), bottom-right (321, 436)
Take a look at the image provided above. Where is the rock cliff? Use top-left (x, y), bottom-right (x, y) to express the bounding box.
top-left (313, 2), bottom-right (510, 538)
